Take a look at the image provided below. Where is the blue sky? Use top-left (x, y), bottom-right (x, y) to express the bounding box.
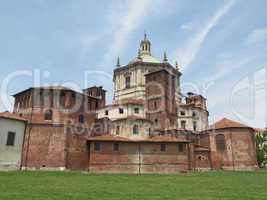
top-left (0, 0), bottom-right (267, 127)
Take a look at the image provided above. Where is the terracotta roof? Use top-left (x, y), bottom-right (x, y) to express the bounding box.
top-left (13, 86), bottom-right (71, 96)
top-left (209, 118), bottom-right (252, 130)
top-left (87, 135), bottom-right (131, 142)
top-left (12, 86), bottom-right (99, 100)
top-left (38, 86), bottom-right (71, 90)
top-left (154, 128), bottom-right (193, 133)
top-left (87, 135), bottom-right (189, 143)
top-left (145, 135), bottom-right (189, 143)
top-left (0, 111), bottom-right (27, 122)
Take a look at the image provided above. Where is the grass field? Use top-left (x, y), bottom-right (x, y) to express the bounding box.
top-left (0, 171), bottom-right (267, 200)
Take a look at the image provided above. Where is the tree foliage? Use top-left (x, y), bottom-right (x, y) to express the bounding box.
top-left (255, 130), bottom-right (267, 167)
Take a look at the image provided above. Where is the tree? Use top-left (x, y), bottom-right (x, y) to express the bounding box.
top-left (255, 131), bottom-right (267, 168)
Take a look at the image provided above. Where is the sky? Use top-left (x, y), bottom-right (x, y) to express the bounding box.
top-left (0, 0), bottom-right (267, 128)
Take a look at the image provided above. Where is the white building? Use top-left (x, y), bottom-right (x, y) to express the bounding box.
top-left (178, 93), bottom-right (209, 132)
top-left (0, 112), bottom-right (27, 170)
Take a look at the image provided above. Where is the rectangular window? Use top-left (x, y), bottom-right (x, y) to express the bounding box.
top-left (116, 126), bottom-right (120, 135)
top-left (6, 132), bottom-right (16, 146)
top-left (119, 108), bottom-right (124, 114)
top-left (133, 125), bottom-right (139, 135)
top-left (178, 144), bottom-right (185, 153)
top-left (154, 101), bottom-right (158, 110)
top-left (60, 92), bottom-right (66, 107)
top-left (94, 142), bottom-right (101, 151)
top-left (105, 110), bottom-right (109, 116)
top-left (134, 107), bottom-right (139, 114)
top-left (79, 115), bottom-right (85, 123)
top-left (125, 76), bottom-right (131, 89)
top-left (113, 143), bottom-right (119, 151)
top-left (160, 144), bottom-right (166, 152)
top-left (193, 121), bottom-right (197, 131)
top-left (180, 111), bottom-right (185, 116)
top-left (44, 110), bottom-right (53, 121)
top-left (181, 120), bottom-right (186, 129)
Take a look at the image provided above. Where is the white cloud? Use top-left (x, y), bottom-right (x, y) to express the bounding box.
top-left (207, 65), bottom-right (267, 128)
top-left (247, 28), bottom-right (267, 45)
top-left (206, 56), bottom-right (251, 82)
top-left (173, 0), bottom-right (236, 71)
top-left (180, 22), bottom-right (194, 32)
top-left (102, 0), bottom-right (162, 66)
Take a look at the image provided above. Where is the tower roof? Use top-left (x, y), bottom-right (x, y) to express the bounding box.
top-left (129, 33), bottom-right (160, 64)
top-left (209, 118), bottom-right (252, 130)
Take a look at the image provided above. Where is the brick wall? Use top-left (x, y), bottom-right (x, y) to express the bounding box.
top-left (194, 151), bottom-right (211, 170)
top-left (88, 141), bottom-right (190, 174)
top-left (145, 69), bottom-right (178, 130)
top-left (208, 128), bottom-right (258, 170)
top-left (22, 124), bottom-right (66, 169)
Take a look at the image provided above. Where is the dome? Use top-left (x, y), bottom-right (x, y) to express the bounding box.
top-left (140, 54), bottom-right (160, 63)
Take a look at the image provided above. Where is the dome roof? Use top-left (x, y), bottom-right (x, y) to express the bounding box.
top-left (129, 54), bottom-right (160, 64)
top-left (140, 54), bottom-right (160, 63)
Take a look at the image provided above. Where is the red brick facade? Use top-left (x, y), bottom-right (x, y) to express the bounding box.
top-left (87, 136), bottom-right (191, 174)
top-left (14, 86), bottom-right (105, 170)
top-left (12, 85), bottom-right (258, 173)
top-left (7, 34), bottom-right (259, 173)
top-left (206, 128), bottom-right (258, 170)
top-left (145, 69), bottom-right (178, 130)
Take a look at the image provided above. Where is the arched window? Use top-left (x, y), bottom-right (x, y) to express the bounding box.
top-left (133, 125), bottom-right (139, 135)
top-left (44, 109), bottom-right (53, 121)
top-left (79, 114), bottom-right (84, 123)
top-left (216, 134), bottom-right (226, 152)
top-left (125, 76), bottom-right (131, 89)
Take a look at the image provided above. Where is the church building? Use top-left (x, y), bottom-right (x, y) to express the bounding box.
top-left (7, 34), bottom-right (258, 173)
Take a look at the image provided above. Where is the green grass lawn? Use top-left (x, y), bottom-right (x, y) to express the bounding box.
top-left (0, 171), bottom-right (267, 200)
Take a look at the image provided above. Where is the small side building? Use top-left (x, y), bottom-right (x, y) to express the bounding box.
top-left (87, 135), bottom-right (192, 174)
top-left (0, 112), bottom-right (27, 170)
top-left (201, 118), bottom-right (258, 171)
